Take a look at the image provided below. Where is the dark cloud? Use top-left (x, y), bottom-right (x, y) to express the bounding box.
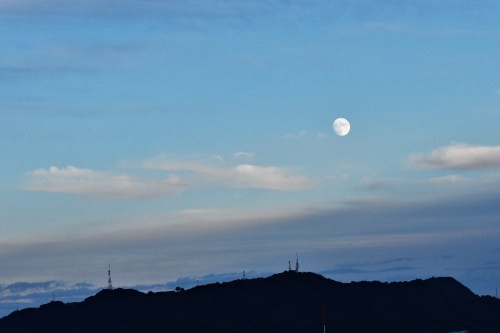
top-left (0, 281), bottom-right (98, 318)
top-left (1, 183), bottom-right (500, 309)
top-left (321, 265), bottom-right (417, 275)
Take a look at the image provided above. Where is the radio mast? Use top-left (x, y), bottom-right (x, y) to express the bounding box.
top-left (108, 264), bottom-right (113, 290)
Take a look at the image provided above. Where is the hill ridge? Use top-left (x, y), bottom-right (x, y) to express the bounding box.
top-left (1, 272), bottom-right (499, 333)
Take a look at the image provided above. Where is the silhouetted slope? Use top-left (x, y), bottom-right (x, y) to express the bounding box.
top-left (1, 271), bottom-right (499, 333)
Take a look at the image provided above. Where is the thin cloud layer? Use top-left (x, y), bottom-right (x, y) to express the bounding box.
top-left (231, 164), bottom-right (311, 190)
top-left (409, 143), bottom-right (500, 170)
top-left (0, 0), bottom-right (321, 22)
top-left (234, 151), bottom-right (254, 159)
top-left (2, 188), bottom-right (500, 301)
top-left (1, 281), bottom-right (65, 298)
top-left (0, 281), bottom-right (97, 318)
top-left (144, 157), bottom-right (311, 191)
top-left (23, 158), bottom-right (311, 198)
top-left (23, 166), bottom-right (186, 198)
top-left (426, 175), bottom-right (464, 185)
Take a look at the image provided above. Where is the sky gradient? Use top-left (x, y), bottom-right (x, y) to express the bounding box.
top-left (1, 0), bottom-right (500, 316)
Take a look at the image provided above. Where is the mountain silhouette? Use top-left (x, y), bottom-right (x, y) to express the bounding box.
top-left (1, 271), bottom-right (499, 333)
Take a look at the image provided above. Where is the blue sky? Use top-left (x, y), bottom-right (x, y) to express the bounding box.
top-left (1, 0), bottom-right (500, 316)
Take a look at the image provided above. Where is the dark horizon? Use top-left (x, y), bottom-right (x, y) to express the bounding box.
top-left (2, 271), bottom-right (500, 332)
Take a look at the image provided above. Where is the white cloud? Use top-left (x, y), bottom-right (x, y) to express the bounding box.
top-left (426, 175), bottom-right (463, 185)
top-left (143, 157), bottom-right (311, 191)
top-left (211, 155), bottom-right (225, 162)
top-left (234, 151), bottom-right (254, 159)
top-left (409, 143), bottom-right (500, 170)
top-left (282, 130), bottom-right (308, 140)
top-left (230, 164), bottom-right (310, 190)
top-left (23, 157), bottom-right (312, 198)
top-left (23, 166), bottom-right (187, 198)
top-left (282, 131), bottom-right (330, 140)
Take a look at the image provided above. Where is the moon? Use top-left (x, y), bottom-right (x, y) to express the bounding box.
top-left (333, 118), bottom-right (350, 136)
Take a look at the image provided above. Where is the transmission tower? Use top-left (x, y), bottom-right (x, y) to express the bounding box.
top-left (108, 264), bottom-right (113, 290)
top-left (295, 253), bottom-right (299, 272)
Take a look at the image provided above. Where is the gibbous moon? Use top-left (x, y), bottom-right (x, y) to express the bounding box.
top-left (333, 118), bottom-right (350, 136)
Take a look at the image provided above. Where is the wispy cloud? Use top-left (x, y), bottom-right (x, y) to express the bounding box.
top-left (144, 156), bottom-right (311, 191)
top-left (0, 281), bottom-right (97, 317)
top-left (0, 0), bottom-right (304, 21)
top-left (1, 40), bottom-right (143, 83)
top-left (23, 156), bottom-right (311, 198)
top-left (409, 143), bottom-right (500, 170)
top-left (426, 175), bottom-right (464, 185)
top-left (0, 281), bottom-right (64, 298)
top-left (282, 131), bottom-right (330, 140)
top-left (229, 164), bottom-right (311, 190)
top-left (282, 130), bottom-right (308, 140)
top-left (367, 22), bottom-right (407, 32)
top-left (23, 166), bottom-right (187, 198)
top-left (234, 151), bottom-right (254, 159)
top-left (322, 263), bottom-right (417, 275)
top-left (360, 178), bottom-right (395, 191)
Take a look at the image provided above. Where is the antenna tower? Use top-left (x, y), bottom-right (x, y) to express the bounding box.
top-left (108, 264), bottom-right (113, 290)
top-left (295, 253), bottom-right (299, 272)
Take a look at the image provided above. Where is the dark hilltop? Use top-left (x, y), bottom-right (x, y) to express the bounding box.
top-left (0, 271), bottom-right (499, 333)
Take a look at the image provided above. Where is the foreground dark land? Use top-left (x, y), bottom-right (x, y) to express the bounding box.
top-left (1, 271), bottom-right (499, 333)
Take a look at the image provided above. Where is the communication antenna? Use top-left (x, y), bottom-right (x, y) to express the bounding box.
top-left (295, 253), bottom-right (299, 272)
top-left (108, 264), bottom-right (113, 290)
top-left (288, 260), bottom-right (291, 271)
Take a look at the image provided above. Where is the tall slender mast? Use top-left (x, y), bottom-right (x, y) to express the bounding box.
top-left (108, 264), bottom-right (113, 290)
